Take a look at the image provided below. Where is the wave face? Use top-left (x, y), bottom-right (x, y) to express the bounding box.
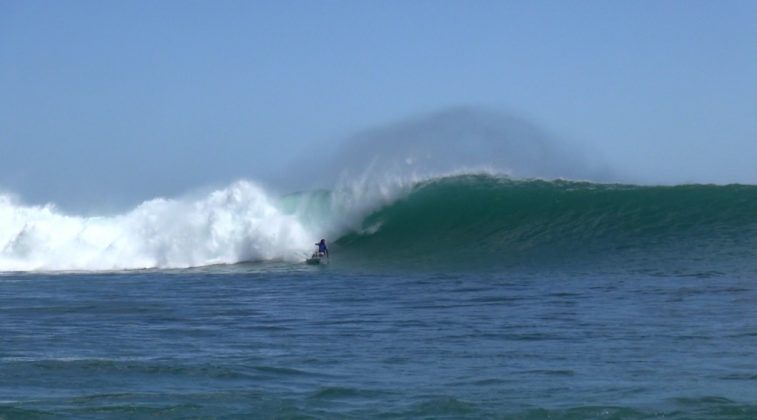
top-left (335, 175), bottom-right (757, 272)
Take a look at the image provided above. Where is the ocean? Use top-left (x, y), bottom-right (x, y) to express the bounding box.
top-left (2, 174), bottom-right (757, 418)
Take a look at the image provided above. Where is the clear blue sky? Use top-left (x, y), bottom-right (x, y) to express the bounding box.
top-left (2, 0), bottom-right (756, 210)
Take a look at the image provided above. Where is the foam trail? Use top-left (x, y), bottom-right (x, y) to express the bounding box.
top-left (0, 181), bottom-right (312, 271)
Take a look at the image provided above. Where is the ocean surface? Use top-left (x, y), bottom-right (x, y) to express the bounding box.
top-left (2, 175), bottom-right (757, 418)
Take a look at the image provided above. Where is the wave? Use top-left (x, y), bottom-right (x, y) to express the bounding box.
top-left (333, 174), bottom-right (757, 271)
top-left (3, 173), bottom-right (757, 272)
top-left (0, 181), bottom-right (311, 271)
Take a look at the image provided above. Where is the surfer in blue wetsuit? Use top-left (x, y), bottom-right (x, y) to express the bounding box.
top-left (316, 239), bottom-right (328, 257)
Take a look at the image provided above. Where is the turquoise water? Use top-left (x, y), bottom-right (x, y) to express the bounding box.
top-left (3, 176), bottom-right (757, 418)
top-left (334, 176), bottom-right (757, 273)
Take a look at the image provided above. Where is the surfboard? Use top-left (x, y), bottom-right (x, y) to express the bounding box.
top-left (306, 253), bottom-right (328, 265)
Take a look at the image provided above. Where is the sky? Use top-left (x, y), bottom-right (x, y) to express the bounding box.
top-left (1, 0), bottom-right (756, 211)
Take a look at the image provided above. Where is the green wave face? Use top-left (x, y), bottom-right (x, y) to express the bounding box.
top-left (335, 175), bottom-right (757, 272)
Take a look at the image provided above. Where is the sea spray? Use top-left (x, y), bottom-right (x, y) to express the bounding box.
top-left (287, 107), bottom-right (612, 191)
top-left (0, 181), bottom-right (311, 271)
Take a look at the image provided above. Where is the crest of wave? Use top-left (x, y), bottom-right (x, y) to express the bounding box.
top-left (297, 107), bottom-right (608, 236)
top-left (0, 181), bottom-right (311, 271)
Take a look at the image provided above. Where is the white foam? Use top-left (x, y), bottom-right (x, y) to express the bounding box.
top-left (0, 181), bottom-right (312, 271)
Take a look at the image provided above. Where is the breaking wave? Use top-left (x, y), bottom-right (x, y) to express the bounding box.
top-left (3, 173), bottom-right (757, 272)
top-left (0, 181), bottom-right (310, 271)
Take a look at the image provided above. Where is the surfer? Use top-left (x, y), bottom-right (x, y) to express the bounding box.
top-left (305, 239), bottom-right (329, 265)
top-left (316, 239), bottom-right (329, 257)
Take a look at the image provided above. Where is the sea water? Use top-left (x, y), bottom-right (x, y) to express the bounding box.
top-left (2, 175), bottom-right (757, 418)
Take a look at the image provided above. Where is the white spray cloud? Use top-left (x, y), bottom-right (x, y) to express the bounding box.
top-left (0, 181), bottom-right (312, 271)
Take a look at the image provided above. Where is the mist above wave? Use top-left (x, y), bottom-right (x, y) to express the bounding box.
top-left (294, 107), bottom-right (611, 191)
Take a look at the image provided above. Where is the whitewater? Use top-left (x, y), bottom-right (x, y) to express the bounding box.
top-left (0, 181), bottom-right (308, 271)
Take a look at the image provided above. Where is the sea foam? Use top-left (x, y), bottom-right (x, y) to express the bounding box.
top-left (0, 181), bottom-right (312, 271)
